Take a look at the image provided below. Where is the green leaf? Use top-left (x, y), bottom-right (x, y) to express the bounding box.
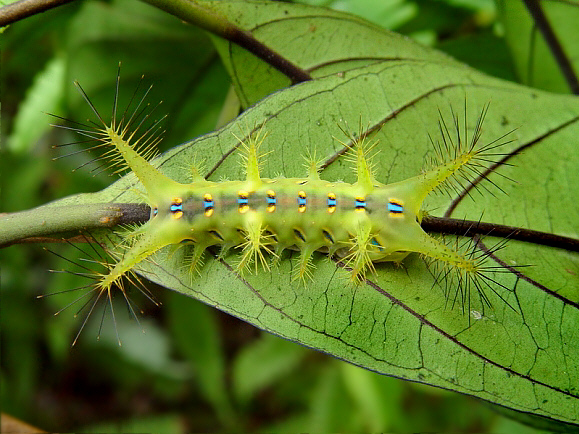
top-left (232, 332), bottom-right (307, 404)
top-left (7, 56), bottom-right (65, 153)
top-left (295, 0), bottom-right (419, 30)
top-left (40, 56), bottom-right (579, 426)
top-left (5, 0), bottom-right (579, 429)
top-left (437, 30), bottom-right (518, 82)
top-left (81, 413), bottom-right (183, 434)
top-left (167, 293), bottom-right (235, 424)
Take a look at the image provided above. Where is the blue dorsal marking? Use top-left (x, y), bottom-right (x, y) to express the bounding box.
top-left (327, 197), bottom-right (337, 207)
top-left (170, 204), bottom-right (183, 212)
top-left (204, 200), bottom-right (214, 209)
top-left (297, 191), bottom-right (307, 212)
top-left (267, 197), bottom-right (276, 204)
top-left (355, 199), bottom-right (366, 208)
top-left (237, 191), bottom-right (250, 213)
top-left (388, 201), bottom-right (404, 213)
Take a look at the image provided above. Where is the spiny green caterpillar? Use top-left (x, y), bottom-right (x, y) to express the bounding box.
top-left (52, 73), bottom-right (514, 340)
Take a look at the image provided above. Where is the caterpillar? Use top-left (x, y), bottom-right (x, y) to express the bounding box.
top-left (50, 72), bottom-right (514, 338)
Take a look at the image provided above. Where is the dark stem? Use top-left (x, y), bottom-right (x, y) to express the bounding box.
top-left (421, 215), bottom-right (579, 252)
top-left (0, 0), bottom-right (76, 27)
top-left (139, 0), bottom-right (311, 84)
top-left (1, 0), bottom-right (311, 84)
top-left (521, 0), bottom-right (579, 94)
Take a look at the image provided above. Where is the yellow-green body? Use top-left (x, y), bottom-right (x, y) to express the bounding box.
top-left (99, 124), bottom-right (483, 290)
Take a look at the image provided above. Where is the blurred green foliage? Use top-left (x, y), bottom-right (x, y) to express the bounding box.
top-left (0, 0), bottom-right (560, 432)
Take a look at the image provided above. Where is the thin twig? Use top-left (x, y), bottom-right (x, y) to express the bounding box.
top-left (521, 0), bottom-right (579, 94)
top-left (140, 0), bottom-right (311, 84)
top-left (422, 215), bottom-right (579, 252)
top-left (0, 0), bottom-right (76, 27)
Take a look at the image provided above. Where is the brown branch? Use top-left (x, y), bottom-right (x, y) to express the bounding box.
top-left (0, 0), bottom-right (76, 27)
top-left (421, 215), bottom-right (579, 252)
top-left (521, 0), bottom-right (579, 94)
top-left (1, 0), bottom-right (311, 85)
top-left (140, 0), bottom-right (311, 84)
top-left (0, 413), bottom-right (46, 434)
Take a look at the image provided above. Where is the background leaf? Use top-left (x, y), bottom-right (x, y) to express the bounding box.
top-left (497, 0), bottom-right (579, 94)
top-left (7, 56), bottom-right (65, 153)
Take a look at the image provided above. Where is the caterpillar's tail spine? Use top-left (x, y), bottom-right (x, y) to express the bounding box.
top-left (426, 235), bottom-right (516, 314)
top-left (40, 235), bottom-right (159, 346)
top-left (47, 65), bottom-right (190, 343)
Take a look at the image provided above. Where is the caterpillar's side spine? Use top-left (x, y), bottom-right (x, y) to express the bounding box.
top-left (51, 69), bottom-right (516, 342)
